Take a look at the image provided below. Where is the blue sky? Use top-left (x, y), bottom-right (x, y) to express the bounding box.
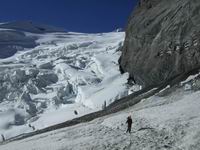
top-left (0, 0), bottom-right (138, 33)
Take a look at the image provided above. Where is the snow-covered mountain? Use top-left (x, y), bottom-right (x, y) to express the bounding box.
top-left (0, 21), bottom-right (134, 139)
top-left (0, 21), bottom-right (66, 58)
top-left (1, 16), bottom-right (200, 149)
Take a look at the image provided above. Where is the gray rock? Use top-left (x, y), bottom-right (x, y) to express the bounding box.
top-left (120, 0), bottom-right (200, 87)
top-left (35, 73), bottom-right (58, 88)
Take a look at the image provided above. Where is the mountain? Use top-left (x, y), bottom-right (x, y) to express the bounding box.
top-left (0, 21), bottom-right (131, 139)
top-left (0, 21), bottom-right (65, 33)
top-left (0, 21), bottom-right (66, 58)
top-left (120, 0), bottom-right (200, 87)
top-left (2, 1), bottom-right (200, 148)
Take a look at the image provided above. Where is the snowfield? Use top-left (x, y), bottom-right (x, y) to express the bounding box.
top-left (0, 21), bottom-right (133, 140)
top-left (1, 76), bottom-right (200, 150)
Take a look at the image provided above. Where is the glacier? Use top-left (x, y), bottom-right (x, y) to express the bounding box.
top-left (0, 21), bottom-right (134, 139)
top-left (1, 73), bottom-right (200, 150)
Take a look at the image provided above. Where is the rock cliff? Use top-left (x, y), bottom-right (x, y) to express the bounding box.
top-left (120, 0), bottom-right (200, 87)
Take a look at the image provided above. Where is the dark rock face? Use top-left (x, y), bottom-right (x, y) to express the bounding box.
top-left (120, 0), bottom-right (200, 87)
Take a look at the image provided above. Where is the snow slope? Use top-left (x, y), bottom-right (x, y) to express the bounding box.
top-left (0, 22), bottom-right (134, 140)
top-left (1, 74), bottom-right (200, 150)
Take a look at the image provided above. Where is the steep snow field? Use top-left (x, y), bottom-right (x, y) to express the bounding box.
top-left (0, 22), bottom-right (134, 140)
top-left (1, 74), bottom-right (200, 150)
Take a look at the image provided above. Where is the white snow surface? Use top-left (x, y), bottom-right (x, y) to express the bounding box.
top-left (0, 23), bottom-right (130, 140)
top-left (1, 83), bottom-right (200, 150)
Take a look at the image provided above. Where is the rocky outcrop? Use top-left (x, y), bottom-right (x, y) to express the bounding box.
top-left (120, 0), bottom-right (200, 87)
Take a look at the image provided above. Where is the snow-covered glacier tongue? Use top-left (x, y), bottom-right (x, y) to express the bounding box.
top-left (0, 21), bottom-right (131, 139)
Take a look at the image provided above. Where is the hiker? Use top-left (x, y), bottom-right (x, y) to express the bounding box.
top-left (28, 124), bottom-right (36, 131)
top-left (74, 110), bottom-right (78, 115)
top-left (126, 115), bottom-right (132, 133)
